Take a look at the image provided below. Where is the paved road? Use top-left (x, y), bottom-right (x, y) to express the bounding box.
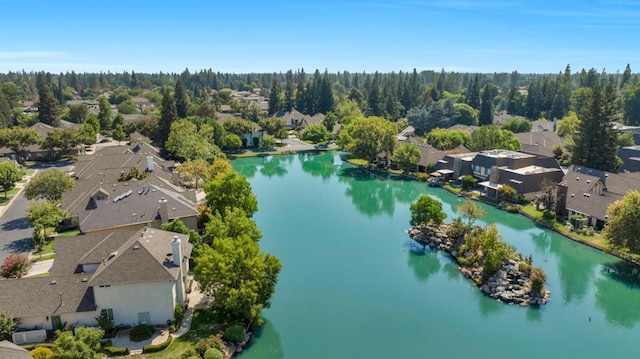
top-left (0, 162), bottom-right (74, 263)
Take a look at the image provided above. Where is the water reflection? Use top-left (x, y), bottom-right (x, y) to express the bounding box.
top-left (406, 243), bottom-right (441, 283)
top-left (239, 320), bottom-right (284, 359)
top-left (299, 152), bottom-right (339, 180)
top-left (338, 167), bottom-right (396, 217)
top-left (526, 307), bottom-right (542, 322)
top-left (260, 156), bottom-right (289, 178)
top-left (595, 270), bottom-right (640, 328)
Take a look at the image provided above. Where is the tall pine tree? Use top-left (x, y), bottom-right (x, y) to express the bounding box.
top-left (478, 83), bottom-right (493, 126)
top-left (572, 82), bottom-right (620, 171)
top-left (36, 72), bottom-right (59, 127)
top-left (158, 87), bottom-right (178, 149)
top-left (268, 75), bottom-right (281, 115)
top-left (175, 77), bottom-right (189, 118)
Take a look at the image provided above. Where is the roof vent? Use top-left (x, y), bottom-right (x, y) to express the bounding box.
top-left (107, 251), bottom-right (118, 260)
top-left (571, 194), bottom-right (575, 197)
top-left (50, 280), bottom-right (57, 285)
top-left (576, 177), bottom-right (580, 181)
top-left (586, 194), bottom-right (590, 198)
top-left (133, 245), bottom-right (140, 250)
top-left (81, 277), bottom-right (88, 282)
top-left (587, 180), bottom-right (591, 183)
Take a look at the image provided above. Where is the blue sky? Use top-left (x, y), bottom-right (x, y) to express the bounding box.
top-left (1, 0), bottom-right (639, 74)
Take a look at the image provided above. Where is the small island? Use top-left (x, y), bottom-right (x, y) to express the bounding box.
top-left (408, 195), bottom-right (550, 306)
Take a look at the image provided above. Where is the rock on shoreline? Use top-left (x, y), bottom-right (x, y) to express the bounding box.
top-left (408, 224), bottom-right (550, 306)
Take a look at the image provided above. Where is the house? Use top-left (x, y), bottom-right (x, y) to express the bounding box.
top-left (0, 122), bottom-right (81, 162)
top-left (555, 165), bottom-right (640, 228)
top-left (0, 340), bottom-right (32, 359)
top-left (435, 151), bottom-right (477, 180)
top-left (618, 145), bottom-right (640, 173)
top-left (397, 126), bottom-right (415, 141)
top-left (65, 99), bottom-right (99, 109)
top-left (0, 229), bottom-right (191, 344)
top-left (273, 109), bottom-right (325, 130)
top-left (61, 144), bottom-right (199, 234)
top-left (515, 131), bottom-right (562, 157)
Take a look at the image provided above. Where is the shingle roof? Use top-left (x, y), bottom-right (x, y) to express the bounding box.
top-left (0, 275), bottom-right (96, 317)
top-left (515, 131), bottom-right (562, 157)
top-left (0, 340), bottom-right (32, 359)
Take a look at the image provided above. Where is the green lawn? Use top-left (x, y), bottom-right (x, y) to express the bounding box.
top-left (56, 229), bottom-right (81, 237)
top-left (134, 309), bottom-right (224, 358)
top-left (34, 239), bottom-right (55, 255)
top-left (32, 253), bottom-right (55, 262)
top-left (0, 187), bottom-right (21, 206)
top-left (26, 272), bottom-right (50, 278)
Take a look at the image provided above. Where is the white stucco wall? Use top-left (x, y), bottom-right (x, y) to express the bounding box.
top-left (94, 281), bottom-right (176, 326)
top-left (16, 310), bottom-right (99, 332)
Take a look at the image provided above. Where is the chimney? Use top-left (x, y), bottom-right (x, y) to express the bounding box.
top-left (59, 292), bottom-right (63, 306)
top-left (171, 236), bottom-right (182, 267)
top-left (147, 156), bottom-right (154, 172)
top-left (102, 257), bottom-right (106, 265)
top-left (159, 198), bottom-right (169, 223)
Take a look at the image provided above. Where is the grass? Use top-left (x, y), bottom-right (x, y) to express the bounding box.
top-left (34, 239), bottom-right (55, 255)
top-left (31, 253), bottom-right (55, 262)
top-left (55, 229), bottom-right (81, 237)
top-left (443, 183), bottom-right (462, 194)
top-left (346, 158), bottom-right (369, 166)
top-left (25, 272), bottom-right (50, 278)
top-left (132, 309), bottom-right (224, 358)
top-left (0, 187), bottom-right (21, 206)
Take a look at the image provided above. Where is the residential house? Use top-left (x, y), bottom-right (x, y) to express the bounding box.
top-left (618, 145), bottom-right (640, 173)
top-left (273, 109), bottom-right (325, 130)
top-left (435, 151), bottom-right (477, 180)
top-left (556, 165), bottom-right (640, 228)
top-left (65, 99), bottom-right (99, 109)
top-left (0, 229), bottom-right (191, 344)
top-left (515, 131), bottom-right (562, 157)
top-left (0, 122), bottom-right (82, 162)
top-left (61, 144), bottom-right (199, 234)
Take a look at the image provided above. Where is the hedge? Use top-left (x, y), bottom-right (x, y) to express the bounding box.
top-left (129, 324), bottom-right (154, 342)
top-left (21, 343), bottom-right (56, 351)
top-left (142, 335), bottom-right (173, 353)
top-left (104, 346), bottom-right (130, 356)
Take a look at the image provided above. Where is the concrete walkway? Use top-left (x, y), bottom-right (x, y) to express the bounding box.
top-left (26, 259), bottom-right (54, 277)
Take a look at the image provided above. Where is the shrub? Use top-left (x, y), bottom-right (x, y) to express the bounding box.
top-left (142, 335), bottom-right (173, 353)
top-left (104, 346), bottom-right (130, 356)
top-left (1, 254), bottom-right (31, 278)
top-left (29, 346), bottom-right (54, 359)
top-left (542, 210), bottom-right (555, 220)
top-left (174, 303), bottom-right (185, 325)
top-left (180, 348), bottom-right (199, 359)
top-left (530, 267), bottom-right (547, 294)
top-left (585, 226), bottom-right (595, 236)
top-left (223, 324), bottom-right (246, 343)
top-left (461, 175), bottom-right (476, 190)
top-left (129, 324), bottom-right (154, 342)
top-left (100, 339), bottom-right (112, 348)
top-left (415, 173), bottom-right (429, 182)
top-left (518, 262), bottom-right (531, 274)
top-left (195, 334), bottom-right (226, 357)
top-left (204, 347), bottom-right (224, 359)
top-left (506, 205), bottom-right (520, 213)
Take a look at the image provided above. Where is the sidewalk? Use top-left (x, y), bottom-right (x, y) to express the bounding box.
top-left (26, 259), bottom-right (54, 277)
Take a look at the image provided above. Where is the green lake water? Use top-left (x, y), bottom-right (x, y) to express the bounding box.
top-left (233, 151), bottom-right (640, 359)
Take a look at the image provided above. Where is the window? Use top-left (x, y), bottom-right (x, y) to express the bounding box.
top-left (137, 312), bottom-right (151, 324)
top-left (101, 308), bottom-right (114, 321)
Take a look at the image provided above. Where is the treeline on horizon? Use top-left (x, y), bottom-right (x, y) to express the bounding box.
top-left (1, 64), bottom-right (640, 128)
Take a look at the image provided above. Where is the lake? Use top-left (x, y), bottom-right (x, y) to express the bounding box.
top-left (233, 151), bottom-right (640, 359)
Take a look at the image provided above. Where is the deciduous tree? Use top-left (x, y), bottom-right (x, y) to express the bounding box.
top-left (301, 123), bottom-right (331, 144)
top-left (393, 142), bottom-right (421, 173)
top-left (466, 125), bottom-right (521, 152)
top-left (410, 194), bottom-right (446, 226)
top-left (26, 200), bottom-right (67, 238)
top-left (1, 254), bottom-right (30, 278)
top-left (456, 199), bottom-right (486, 230)
top-left (204, 171), bottom-right (258, 218)
top-left (602, 190), bottom-right (640, 254)
top-left (24, 169), bottom-right (74, 201)
top-left (0, 127), bottom-right (43, 158)
top-left (0, 161), bottom-right (25, 198)
top-left (51, 327), bottom-right (103, 359)
top-left (337, 116), bottom-right (397, 164)
top-left (193, 234), bottom-right (281, 325)
top-left (0, 311), bottom-right (18, 340)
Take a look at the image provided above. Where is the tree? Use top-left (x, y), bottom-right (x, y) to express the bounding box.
top-left (26, 200), bottom-right (67, 239)
top-left (393, 142), bottom-right (421, 173)
top-left (1, 254), bottom-right (30, 278)
top-left (112, 124), bottom-right (126, 144)
top-left (175, 78), bottom-right (189, 118)
top-left (618, 132), bottom-right (636, 148)
top-left (426, 128), bottom-right (469, 150)
top-left (478, 83), bottom-right (494, 126)
top-left (0, 161), bottom-right (25, 198)
top-left (410, 194), bottom-right (446, 227)
top-left (466, 125), bottom-right (521, 152)
top-left (223, 119), bottom-right (255, 138)
top-left (161, 218), bottom-right (203, 250)
top-left (67, 103), bottom-right (88, 123)
top-left (51, 327), bottom-right (104, 359)
top-left (116, 99), bottom-right (137, 114)
top-left (193, 234), bottom-right (281, 325)
top-left (0, 127), bottom-right (43, 158)
top-left (268, 75), bottom-right (282, 115)
top-left (165, 119), bottom-right (222, 161)
top-left (260, 135), bottom-right (276, 149)
top-left (176, 159), bottom-right (210, 189)
top-left (36, 73), bottom-right (60, 127)
top-left (530, 267), bottom-right (547, 294)
top-left (24, 169), bottom-right (75, 201)
top-left (223, 134), bottom-right (241, 151)
top-left (456, 199), bottom-right (486, 230)
top-left (0, 311), bottom-right (18, 340)
top-left (602, 190), bottom-right (640, 254)
top-left (500, 118), bottom-right (532, 133)
top-left (204, 171), bottom-right (258, 218)
top-left (337, 116), bottom-right (397, 165)
top-left (556, 111), bottom-right (580, 137)
top-left (323, 111), bottom-right (338, 133)
top-left (334, 99), bottom-right (363, 125)
top-left (203, 207), bottom-right (262, 245)
top-left (452, 103), bottom-right (478, 126)
top-left (572, 82), bottom-right (620, 172)
top-left (301, 123), bottom-right (331, 144)
top-left (42, 128), bottom-right (81, 151)
top-left (97, 96), bottom-right (112, 130)
top-left (623, 82), bottom-right (640, 126)
top-left (258, 117), bottom-right (288, 139)
top-left (497, 184), bottom-right (519, 203)
top-left (158, 87), bottom-right (178, 149)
